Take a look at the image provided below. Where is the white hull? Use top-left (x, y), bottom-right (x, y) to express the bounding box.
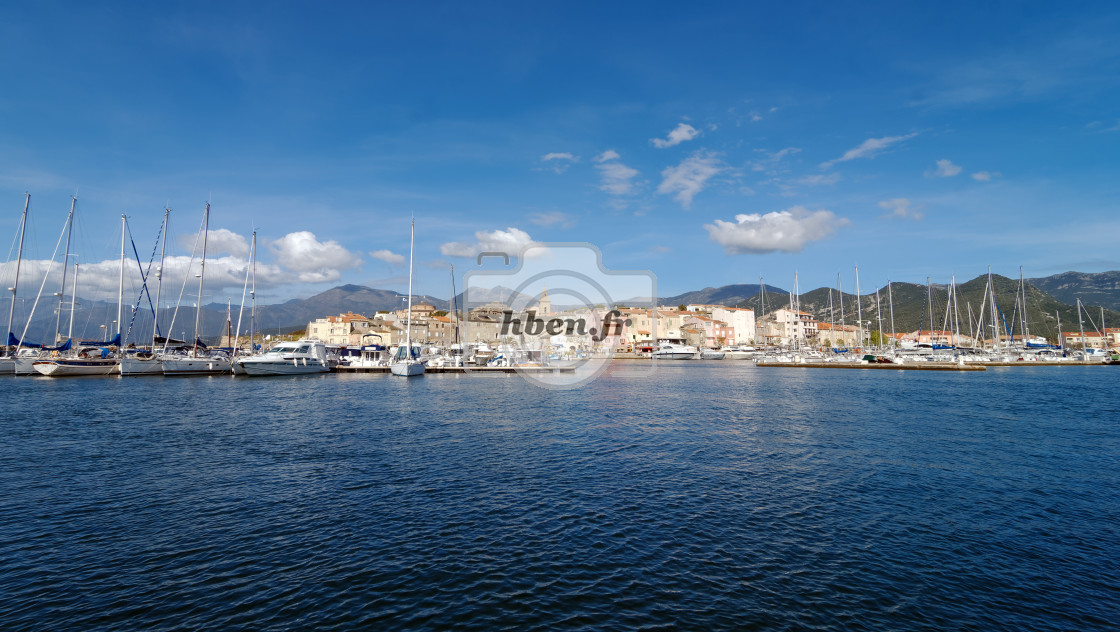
top-left (33, 358), bottom-right (120, 376)
top-left (653, 351), bottom-right (696, 360)
top-left (120, 355), bottom-right (163, 375)
top-left (700, 350), bottom-right (725, 360)
top-left (162, 356), bottom-right (232, 375)
top-left (239, 358), bottom-right (329, 376)
top-left (723, 351), bottom-right (753, 359)
top-left (14, 356), bottom-right (41, 375)
top-left (390, 361), bottom-right (425, 376)
top-left (0, 357), bottom-right (12, 374)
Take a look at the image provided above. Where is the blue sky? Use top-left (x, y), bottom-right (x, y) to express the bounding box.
top-left (2, 2), bottom-right (1119, 305)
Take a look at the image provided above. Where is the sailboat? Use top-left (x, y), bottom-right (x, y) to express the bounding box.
top-left (34, 214), bottom-right (127, 377)
top-left (12, 196), bottom-right (78, 374)
top-left (1, 194), bottom-right (31, 374)
top-left (391, 218), bottom-right (425, 377)
top-left (162, 202), bottom-right (232, 375)
top-left (121, 208), bottom-right (171, 375)
top-left (230, 230), bottom-right (257, 375)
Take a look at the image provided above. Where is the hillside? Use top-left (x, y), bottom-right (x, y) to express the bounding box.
top-left (660, 283), bottom-right (786, 308)
top-left (737, 274), bottom-right (1120, 343)
top-left (1027, 271), bottom-right (1120, 312)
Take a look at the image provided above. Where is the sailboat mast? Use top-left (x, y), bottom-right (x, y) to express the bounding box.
top-left (875, 287), bottom-right (883, 350)
top-left (117, 214), bottom-right (126, 341)
top-left (153, 208), bottom-right (170, 348)
top-left (888, 280), bottom-right (896, 350)
top-left (793, 271), bottom-right (800, 350)
top-left (193, 202), bottom-right (209, 355)
top-left (1101, 306), bottom-right (1107, 352)
top-left (450, 264), bottom-right (459, 346)
top-left (1056, 310), bottom-right (1062, 350)
top-left (828, 288), bottom-right (835, 346)
top-left (854, 266), bottom-right (862, 346)
top-left (6, 193), bottom-right (29, 348)
top-left (837, 273), bottom-right (845, 344)
top-left (989, 267), bottom-right (1000, 352)
top-left (925, 276), bottom-right (933, 346)
top-left (952, 277), bottom-right (962, 347)
top-left (54, 196), bottom-right (76, 342)
top-left (233, 231), bottom-right (253, 357)
top-left (1077, 298), bottom-right (1086, 351)
top-left (406, 217), bottom-right (415, 353)
top-left (250, 231), bottom-right (257, 353)
top-left (68, 263), bottom-right (77, 342)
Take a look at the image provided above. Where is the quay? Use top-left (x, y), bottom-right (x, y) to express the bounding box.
top-left (756, 361), bottom-right (987, 371)
top-left (335, 365), bottom-right (577, 374)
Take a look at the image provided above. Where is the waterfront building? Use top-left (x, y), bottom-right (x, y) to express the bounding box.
top-left (307, 312), bottom-right (373, 346)
top-left (683, 314), bottom-right (735, 348)
top-left (711, 307), bottom-right (756, 345)
top-left (766, 308), bottom-right (819, 346)
top-left (817, 322), bottom-right (862, 348)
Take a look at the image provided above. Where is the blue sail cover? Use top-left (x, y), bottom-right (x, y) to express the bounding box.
top-left (78, 333), bottom-right (121, 347)
top-left (7, 332), bottom-right (72, 351)
top-left (1026, 341), bottom-right (1057, 349)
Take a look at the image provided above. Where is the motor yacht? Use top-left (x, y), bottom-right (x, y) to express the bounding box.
top-left (237, 339), bottom-right (330, 376)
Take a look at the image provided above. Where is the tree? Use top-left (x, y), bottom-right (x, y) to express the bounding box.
top-left (678, 304), bottom-right (687, 311)
top-left (869, 330), bottom-right (884, 346)
top-left (823, 338), bottom-right (832, 347)
top-left (433, 310), bottom-right (448, 317)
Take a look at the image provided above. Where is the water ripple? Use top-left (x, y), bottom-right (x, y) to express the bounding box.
top-left (1, 366), bottom-right (1118, 630)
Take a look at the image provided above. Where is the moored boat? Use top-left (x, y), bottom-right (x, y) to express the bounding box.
top-left (652, 341), bottom-right (697, 360)
top-left (33, 348), bottom-right (120, 376)
top-left (237, 340), bottom-right (330, 376)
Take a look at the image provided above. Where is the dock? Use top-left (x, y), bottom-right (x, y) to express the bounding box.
top-left (756, 361), bottom-right (987, 371)
top-left (335, 365), bottom-right (577, 374)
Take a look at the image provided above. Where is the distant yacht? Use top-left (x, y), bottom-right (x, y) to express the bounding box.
top-left (237, 339), bottom-right (330, 376)
top-left (653, 341), bottom-right (697, 360)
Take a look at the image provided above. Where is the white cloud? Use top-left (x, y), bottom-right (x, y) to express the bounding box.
top-left (878, 198), bottom-right (924, 221)
top-left (440, 227), bottom-right (536, 258)
top-left (971, 171), bottom-right (1001, 181)
top-left (176, 228), bottom-right (250, 257)
top-left (657, 152), bottom-right (723, 208)
top-left (205, 228), bottom-right (250, 256)
top-left (542, 152), bottom-right (577, 162)
top-left (595, 151), bottom-right (639, 196)
top-left (370, 249), bottom-right (405, 265)
top-left (528, 211), bottom-right (574, 228)
top-left (704, 207), bottom-right (850, 254)
top-left (750, 112), bottom-right (763, 122)
top-left (266, 231), bottom-right (362, 283)
top-left (820, 132), bottom-right (919, 168)
top-left (5, 230), bottom-right (367, 303)
top-left (651, 123), bottom-right (700, 148)
top-left (541, 152), bottom-right (579, 173)
top-left (926, 159), bottom-right (962, 178)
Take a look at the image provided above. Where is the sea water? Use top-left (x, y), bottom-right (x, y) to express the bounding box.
top-left (1, 364), bottom-right (1117, 630)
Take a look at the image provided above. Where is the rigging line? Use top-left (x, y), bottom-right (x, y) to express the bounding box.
top-left (125, 223), bottom-right (159, 343)
top-left (16, 209), bottom-right (70, 348)
top-left (162, 210), bottom-right (205, 352)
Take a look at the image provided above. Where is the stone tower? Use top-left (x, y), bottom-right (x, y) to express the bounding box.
top-left (538, 286), bottom-right (551, 316)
